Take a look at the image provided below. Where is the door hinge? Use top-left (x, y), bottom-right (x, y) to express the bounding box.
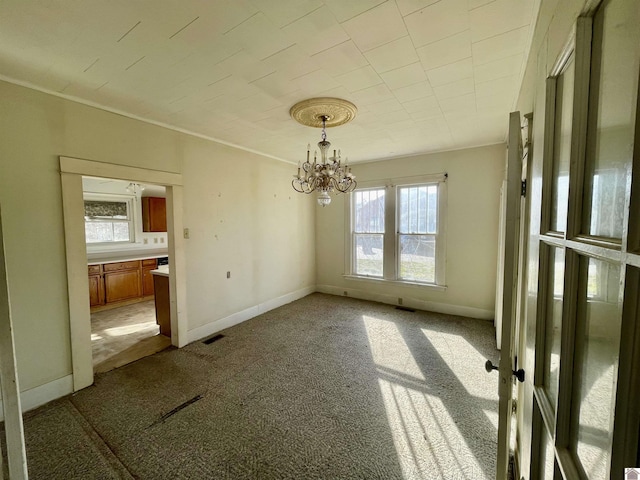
top-left (520, 180), bottom-right (527, 197)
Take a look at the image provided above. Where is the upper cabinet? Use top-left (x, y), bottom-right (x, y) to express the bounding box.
top-left (142, 197), bottom-right (167, 232)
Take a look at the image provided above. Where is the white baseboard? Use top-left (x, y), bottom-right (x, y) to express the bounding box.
top-left (0, 374), bottom-right (73, 421)
top-left (187, 286), bottom-right (316, 344)
top-left (316, 284), bottom-right (494, 320)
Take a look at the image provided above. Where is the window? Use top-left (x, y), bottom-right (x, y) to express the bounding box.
top-left (84, 195), bottom-right (134, 244)
top-left (353, 189), bottom-right (385, 276)
top-left (349, 174), bottom-right (446, 286)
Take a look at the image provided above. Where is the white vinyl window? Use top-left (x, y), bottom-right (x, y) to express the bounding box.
top-left (84, 195), bottom-right (134, 244)
top-left (348, 174), bottom-right (447, 287)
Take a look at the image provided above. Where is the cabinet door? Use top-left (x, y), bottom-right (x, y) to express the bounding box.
top-left (142, 267), bottom-right (155, 296)
top-left (104, 269), bottom-right (141, 303)
top-left (142, 197), bottom-right (167, 232)
top-left (88, 274), bottom-right (104, 306)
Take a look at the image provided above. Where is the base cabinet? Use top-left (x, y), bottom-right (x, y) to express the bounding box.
top-left (89, 258), bottom-right (159, 310)
top-left (104, 269), bottom-right (141, 303)
top-left (88, 274), bottom-right (105, 307)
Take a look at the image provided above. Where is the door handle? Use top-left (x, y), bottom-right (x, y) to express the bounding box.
top-left (485, 359), bottom-right (525, 383)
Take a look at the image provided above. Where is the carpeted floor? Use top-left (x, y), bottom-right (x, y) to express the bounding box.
top-left (4, 293), bottom-right (501, 479)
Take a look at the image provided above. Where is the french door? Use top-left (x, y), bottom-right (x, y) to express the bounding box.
top-left (522, 0), bottom-right (640, 478)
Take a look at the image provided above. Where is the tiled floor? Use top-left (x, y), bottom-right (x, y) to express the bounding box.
top-left (91, 300), bottom-right (171, 373)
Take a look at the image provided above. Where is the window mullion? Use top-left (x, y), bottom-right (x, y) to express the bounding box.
top-left (384, 185), bottom-right (396, 280)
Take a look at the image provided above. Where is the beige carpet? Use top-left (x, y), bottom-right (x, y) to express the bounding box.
top-left (5, 293), bottom-right (501, 479)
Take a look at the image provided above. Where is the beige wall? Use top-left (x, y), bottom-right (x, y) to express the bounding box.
top-left (0, 80), bottom-right (316, 394)
top-left (316, 143), bottom-right (505, 319)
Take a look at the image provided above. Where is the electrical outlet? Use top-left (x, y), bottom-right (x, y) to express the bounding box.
top-left (183, 228), bottom-right (190, 239)
top-left (226, 271), bottom-right (231, 279)
top-left (154, 238), bottom-right (158, 244)
top-left (143, 238), bottom-right (148, 244)
top-left (398, 298), bottom-right (403, 305)
top-left (343, 291), bottom-right (348, 296)
top-left (160, 237), bottom-right (165, 243)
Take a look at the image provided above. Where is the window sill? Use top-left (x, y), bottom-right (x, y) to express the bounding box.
top-left (342, 274), bottom-right (447, 292)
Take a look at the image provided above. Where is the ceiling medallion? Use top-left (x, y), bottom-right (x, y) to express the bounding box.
top-left (290, 98), bottom-right (357, 207)
top-left (289, 97), bottom-right (357, 128)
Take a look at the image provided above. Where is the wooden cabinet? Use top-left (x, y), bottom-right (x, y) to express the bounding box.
top-left (89, 258), bottom-right (160, 310)
top-left (142, 197), bottom-right (167, 232)
top-left (153, 274), bottom-right (171, 337)
top-left (104, 269), bottom-right (141, 303)
top-left (142, 258), bottom-right (157, 296)
top-left (88, 265), bottom-right (105, 307)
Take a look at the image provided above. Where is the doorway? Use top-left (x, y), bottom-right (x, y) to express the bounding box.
top-left (82, 176), bottom-right (172, 372)
top-left (60, 156), bottom-right (187, 392)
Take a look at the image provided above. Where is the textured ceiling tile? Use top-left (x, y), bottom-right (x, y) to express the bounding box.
top-left (223, 12), bottom-right (294, 60)
top-left (322, 0), bottom-right (387, 23)
top-left (291, 69), bottom-right (341, 95)
top-left (438, 92), bottom-right (477, 114)
top-left (405, 0), bottom-right (469, 48)
top-left (433, 77), bottom-right (475, 100)
top-left (251, 0), bottom-right (324, 28)
top-left (395, 0), bottom-right (441, 16)
top-left (364, 36), bottom-right (419, 74)
top-left (472, 25), bottom-right (529, 65)
top-left (468, 0), bottom-right (495, 9)
top-left (426, 57), bottom-right (473, 87)
top-left (474, 53), bottom-right (523, 83)
top-left (393, 81), bottom-right (434, 103)
top-left (260, 44), bottom-right (318, 81)
top-left (380, 62), bottom-right (428, 91)
top-left (365, 98), bottom-right (405, 115)
top-left (310, 41), bottom-right (369, 77)
top-left (350, 83), bottom-right (395, 106)
top-left (475, 74), bottom-right (517, 99)
top-left (251, 71), bottom-right (295, 98)
top-left (281, 5), bottom-right (349, 56)
top-left (342, 1), bottom-right (407, 52)
top-left (401, 95), bottom-right (441, 115)
top-left (469, 0), bottom-right (532, 43)
top-left (476, 92), bottom-right (513, 113)
top-left (417, 30), bottom-right (471, 70)
top-left (335, 65), bottom-right (382, 92)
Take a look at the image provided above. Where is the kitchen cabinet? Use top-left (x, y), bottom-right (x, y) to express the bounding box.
top-left (142, 258), bottom-right (157, 296)
top-left (152, 271), bottom-right (171, 337)
top-left (88, 264), bottom-right (104, 307)
top-left (142, 197), bottom-right (167, 232)
top-left (89, 258), bottom-right (161, 310)
top-left (104, 269), bottom-right (141, 303)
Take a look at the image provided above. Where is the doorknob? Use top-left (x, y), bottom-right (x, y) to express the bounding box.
top-left (485, 359), bottom-right (526, 383)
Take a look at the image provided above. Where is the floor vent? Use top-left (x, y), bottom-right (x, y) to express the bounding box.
top-left (395, 306), bottom-right (416, 312)
top-left (203, 334), bottom-right (225, 345)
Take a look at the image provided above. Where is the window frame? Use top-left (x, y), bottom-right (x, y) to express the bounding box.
top-left (345, 173), bottom-right (447, 289)
top-left (83, 193), bottom-right (136, 246)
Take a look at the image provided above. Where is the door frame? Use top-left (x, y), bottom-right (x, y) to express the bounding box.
top-left (60, 156), bottom-right (186, 392)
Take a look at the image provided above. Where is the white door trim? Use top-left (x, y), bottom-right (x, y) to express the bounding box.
top-left (59, 157), bottom-right (186, 392)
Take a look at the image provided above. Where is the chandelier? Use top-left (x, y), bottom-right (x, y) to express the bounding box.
top-left (290, 98), bottom-right (357, 207)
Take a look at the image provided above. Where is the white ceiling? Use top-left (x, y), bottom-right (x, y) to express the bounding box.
top-left (0, 0), bottom-right (537, 163)
top-left (83, 177), bottom-right (166, 198)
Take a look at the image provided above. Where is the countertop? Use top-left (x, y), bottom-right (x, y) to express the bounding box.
top-left (87, 249), bottom-right (168, 265)
top-left (150, 265), bottom-right (169, 277)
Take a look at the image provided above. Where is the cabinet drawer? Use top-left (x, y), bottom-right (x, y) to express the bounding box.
top-left (103, 260), bottom-right (140, 272)
top-left (142, 258), bottom-right (157, 267)
top-left (88, 264), bottom-right (102, 275)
